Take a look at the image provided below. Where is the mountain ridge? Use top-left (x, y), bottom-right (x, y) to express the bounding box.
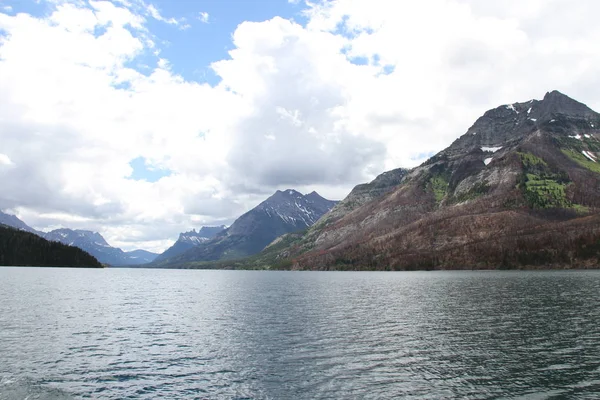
top-left (188, 90), bottom-right (600, 271)
top-left (0, 212), bottom-right (158, 266)
top-left (155, 189), bottom-right (337, 266)
top-left (282, 90), bottom-right (600, 270)
top-left (0, 211), bottom-right (40, 235)
top-left (153, 225), bottom-right (227, 263)
top-left (43, 228), bottom-right (159, 266)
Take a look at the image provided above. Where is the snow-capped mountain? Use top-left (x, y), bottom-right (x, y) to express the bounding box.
top-left (43, 228), bottom-right (158, 266)
top-left (154, 225), bottom-right (226, 262)
top-left (241, 189), bottom-right (337, 230)
top-left (179, 226), bottom-right (227, 245)
top-left (155, 190), bottom-right (337, 265)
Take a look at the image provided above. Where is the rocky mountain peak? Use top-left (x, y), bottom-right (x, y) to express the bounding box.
top-left (155, 189), bottom-right (338, 265)
top-left (442, 91), bottom-right (600, 162)
top-left (46, 228), bottom-right (109, 246)
top-left (541, 90), bottom-right (594, 115)
top-left (269, 189), bottom-right (303, 203)
top-left (178, 225), bottom-right (226, 244)
top-left (305, 190), bottom-right (322, 199)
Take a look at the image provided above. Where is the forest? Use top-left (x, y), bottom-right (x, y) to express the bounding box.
top-left (0, 225), bottom-right (103, 268)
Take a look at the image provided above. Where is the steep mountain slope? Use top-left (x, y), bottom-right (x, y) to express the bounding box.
top-left (44, 229), bottom-right (157, 266)
top-left (0, 225), bottom-right (102, 267)
top-left (261, 91), bottom-right (600, 270)
top-left (157, 190), bottom-right (337, 265)
top-left (153, 226), bottom-right (226, 262)
top-left (0, 211), bottom-right (39, 234)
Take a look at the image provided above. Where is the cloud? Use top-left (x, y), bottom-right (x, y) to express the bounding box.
top-left (2, 0), bottom-right (600, 252)
top-left (213, 18), bottom-right (387, 189)
top-left (198, 11), bottom-right (209, 23)
top-left (0, 153), bottom-right (13, 165)
top-left (146, 3), bottom-right (184, 27)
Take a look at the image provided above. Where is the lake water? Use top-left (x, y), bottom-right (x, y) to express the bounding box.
top-left (1, 268), bottom-right (599, 399)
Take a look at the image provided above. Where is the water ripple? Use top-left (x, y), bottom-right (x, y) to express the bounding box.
top-left (0, 268), bottom-right (600, 399)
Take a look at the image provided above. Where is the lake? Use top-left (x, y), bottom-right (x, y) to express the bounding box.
top-left (0, 268), bottom-right (599, 399)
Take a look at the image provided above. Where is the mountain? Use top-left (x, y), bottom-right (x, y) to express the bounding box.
top-left (0, 225), bottom-right (102, 267)
top-left (43, 229), bottom-right (157, 266)
top-left (239, 91), bottom-right (600, 270)
top-left (156, 190), bottom-right (337, 266)
top-left (0, 211), bottom-right (39, 234)
top-left (124, 249), bottom-right (160, 264)
top-left (153, 225), bottom-right (226, 262)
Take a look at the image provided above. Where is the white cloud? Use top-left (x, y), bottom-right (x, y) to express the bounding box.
top-left (2, 0), bottom-right (600, 252)
top-left (0, 153), bottom-right (13, 166)
top-left (198, 11), bottom-right (209, 23)
top-left (146, 3), bottom-right (183, 26)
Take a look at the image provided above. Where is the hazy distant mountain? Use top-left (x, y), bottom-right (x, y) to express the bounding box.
top-left (0, 211), bottom-right (39, 234)
top-left (259, 90), bottom-right (600, 270)
top-left (153, 225), bottom-right (226, 262)
top-left (156, 190), bottom-right (337, 266)
top-left (0, 224), bottom-right (102, 268)
top-left (124, 249), bottom-right (160, 264)
top-left (43, 229), bottom-right (157, 266)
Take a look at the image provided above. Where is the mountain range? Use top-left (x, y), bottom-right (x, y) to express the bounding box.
top-left (153, 190), bottom-right (337, 266)
top-left (153, 225), bottom-right (226, 263)
top-left (0, 224), bottom-right (102, 268)
top-left (0, 189), bottom-right (338, 268)
top-left (0, 211), bottom-right (157, 266)
top-left (170, 90), bottom-right (600, 270)
top-left (3, 90), bottom-right (600, 270)
top-left (269, 90), bottom-right (600, 270)
top-left (43, 229), bottom-right (158, 266)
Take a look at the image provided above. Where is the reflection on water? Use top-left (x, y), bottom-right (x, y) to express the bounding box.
top-left (0, 268), bottom-right (599, 399)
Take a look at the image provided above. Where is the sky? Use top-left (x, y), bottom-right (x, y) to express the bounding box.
top-left (1, 0), bottom-right (600, 253)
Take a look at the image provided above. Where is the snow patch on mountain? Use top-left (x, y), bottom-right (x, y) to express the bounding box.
top-left (481, 146), bottom-right (502, 153)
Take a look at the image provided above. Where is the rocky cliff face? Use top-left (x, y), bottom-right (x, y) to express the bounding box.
top-left (268, 91), bottom-right (600, 270)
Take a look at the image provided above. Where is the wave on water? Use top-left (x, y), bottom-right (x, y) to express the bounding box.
top-left (0, 375), bottom-right (73, 400)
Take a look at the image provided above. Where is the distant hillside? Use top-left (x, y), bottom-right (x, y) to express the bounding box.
top-left (154, 226), bottom-right (226, 263)
top-left (155, 190), bottom-right (337, 266)
top-left (0, 210), bottom-right (39, 234)
top-left (0, 225), bottom-right (102, 268)
top-left (124, 249), bottom-right (160, 264)
top-left (43, 229), bottom-right (157, 266)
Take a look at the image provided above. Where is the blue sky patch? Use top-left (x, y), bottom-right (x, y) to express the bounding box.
top-left (145, 0), bottom-right (308, 85)
top-left (128, 157), bottom-right (172, 182)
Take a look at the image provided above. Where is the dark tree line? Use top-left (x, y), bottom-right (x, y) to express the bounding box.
top-left (0, 225), bottom-right (102, 268)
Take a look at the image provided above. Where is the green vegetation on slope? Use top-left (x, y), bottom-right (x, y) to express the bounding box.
top-left (0, 225), bottom-right (103, 267)
top-left (429, 175), bottom-right (449, 203)
top-left (561, 149), bottom-right (600, 174)
top-left (517, 152), bottom-right (573, 209)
